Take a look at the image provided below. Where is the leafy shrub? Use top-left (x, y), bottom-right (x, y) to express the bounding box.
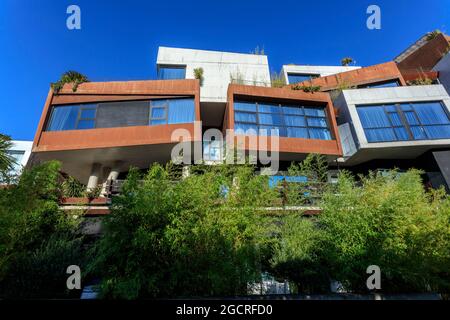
top-left (61, 176), bottom-right (85, 198)
top-left (291, 84), bottom-right (321, 92)
top-left (193, 67), bottom-right (204, 86)
top-left (0, 161), bottom-right (85, 298)
top-left (88, 163), bottom-right (277, 299)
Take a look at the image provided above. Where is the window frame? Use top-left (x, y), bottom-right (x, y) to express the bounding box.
top-left (233, 100), bottom-right (333, 140)
top-left (357, 101), bottom-right (450, 142)
top-left (75, 104), bottom-right (97, 129)
top-left (157, 64), bottom-right (187, 80)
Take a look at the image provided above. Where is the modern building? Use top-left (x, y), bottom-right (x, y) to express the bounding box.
top-left (6, 140), bottom-right (33, 177)
top-left (29, 31), bottom-right (450, 195)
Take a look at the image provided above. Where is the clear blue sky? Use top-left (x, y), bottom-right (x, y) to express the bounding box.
top-left (1, 0), bottom-right (449, 140)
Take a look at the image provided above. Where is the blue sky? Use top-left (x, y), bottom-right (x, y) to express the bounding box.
top-left (0, 0), bottom-right (449, 140)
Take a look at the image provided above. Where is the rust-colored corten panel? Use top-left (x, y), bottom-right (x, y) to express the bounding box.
top-left (35, 124), bottom-right (197, 152)
top-left (286, 62), bottom-right (406, 91)
top-left (225, 84), bottom-right (342, 156)
top-left (33, 79), bottom-right (201, 151)
top-left (397, 33), bottom-right (450, 73)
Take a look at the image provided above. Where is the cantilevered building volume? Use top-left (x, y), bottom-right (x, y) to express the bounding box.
top-left (30, 31), bottom-right (450, 198)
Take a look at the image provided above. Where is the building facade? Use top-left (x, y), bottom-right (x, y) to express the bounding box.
top-left (30, 31), bottom-right (450, 194)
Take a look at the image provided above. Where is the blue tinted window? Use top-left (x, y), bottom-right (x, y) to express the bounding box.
top-left (287, 127), bottom-right (308, 138)
top-left (47, 105), bottom-right (79, 131)
top-left (414, 102), bottom-right (449, 125)
top-left (157, 66), bottom-right (186, 80)
top-left (287, 73), bottom-right (319, 84)
top-left (282, 106), bottom-right (304, 115)
top-left (258, 103), bottom-right (280, 113)
top-left (304, 108), bottom-right (325, 117)
top-left (285, 115), bottom-right (306, 127)
top-left (235, 123), bottom-right (258, 135)
top-left (365, 128), bottom-right (397, 142)
top-left (167, 98), bottom-right (195, 124)
top-left (309, 128), bottom-right (332, 140)
top-left (233, 100), bottom-right (331, 140)
top-left (357, 101), bottom-right (450, 142)
top-left (307, 117), bottom-right (328, 128)
top-left (357, 107), bottom-right (391, 128)
top-left (77, 120), bottom-right (95, 129)
top-left (234, 102), bottom-right (257, 112)
top-left (235, 112), bottom-right (257, 123)
top-left (258, 113), bottom-right (283, 125)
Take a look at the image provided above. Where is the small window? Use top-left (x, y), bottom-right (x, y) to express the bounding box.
top-left (287, 73), bottom-right (319, 84)
top-left (76, 105), bottom-right (97, 130)
top-left (157, 65), bottom-right (186, 80)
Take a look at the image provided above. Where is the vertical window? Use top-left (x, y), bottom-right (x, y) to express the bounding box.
top-left (150, 98), bottom-right (195, 125)
top-left (357, 101), bottom-right (450, 142)
top-left (76, 105), bottom-right (97, 129)
top-left (157, 65), bottom-right (186, 80)
top-left (233, 100), bottom-right (332, 140)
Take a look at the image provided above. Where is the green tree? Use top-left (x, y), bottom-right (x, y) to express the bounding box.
top-left (320, 170), bottom-right (450, 293)
top-left (0, 161), bottom-right (85, 298)
top-left (88, 163), bottom-right (278, 299)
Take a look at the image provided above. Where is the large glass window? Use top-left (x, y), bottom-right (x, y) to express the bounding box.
top-left (233, 100), bottom-right (332, 140)
top-left (287, 73), bottom-right (319, 84)
top-left (157, 65), bottom-right (186, 80)
top-left (357, 101), bottom-right (450, 142)
top-left (46, 98), bottom-right (195, 131)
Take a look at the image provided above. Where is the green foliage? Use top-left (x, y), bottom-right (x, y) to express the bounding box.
top-left (426, 29), bottom-right (442, 41)
top-left (341, 57), bottom-right (354, 66)
top-left (281, 154), bottom-right (329, 206)
top-left (407, 77), bottom-right (434, 86)
top-left (291, 84), bottom-right (321, 92)
top-left (0, 160), bottom-right (85, 298)
top-left (61, 176), bottom-right (85, 197)
top-left (270, 215), bottom-right (329, 293)
top-left (193, 67), bottom-right (204, 86)
top-left (51, 70), bottom-right (89, 94)
top-left (0, 134), bottom-right (14, 181)
top-left (320, 170), bottom-right (450, 293)
top-left (270, 71), bottom-right (286, 88)
top-left (89, 163), bottom-right (277, 298)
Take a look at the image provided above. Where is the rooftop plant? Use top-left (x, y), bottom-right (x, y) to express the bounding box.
top-left (51, 70), bottom-right (89, 94)
top-left (193, 67), bottom-right (204, 86)
top-left (341, 57), bottom-right (354, 66)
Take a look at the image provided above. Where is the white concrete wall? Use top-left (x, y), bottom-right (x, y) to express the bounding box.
top-left (433, 51), bottom-right (450, 95)
top-left (339, 85), bottom-right (450, 150)
top-left (281, 65), bottom-right (361, 84)
top-left (8, 140), bottom-right (33, 175)
top-left (157, 47), bottom-right (270, 103)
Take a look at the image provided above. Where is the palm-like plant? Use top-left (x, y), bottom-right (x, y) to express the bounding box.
top-left (0, 134), bottom-right (14, 174)
top-left (341, 57), bottom-right (354, 66)
top-left (51, 70), bottom-right (89, 93)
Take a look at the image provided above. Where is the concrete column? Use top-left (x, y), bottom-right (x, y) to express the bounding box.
top-left (101, 161), bottom-right (123, 196)
top-left (87, 163), bottom-right (102, 191)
